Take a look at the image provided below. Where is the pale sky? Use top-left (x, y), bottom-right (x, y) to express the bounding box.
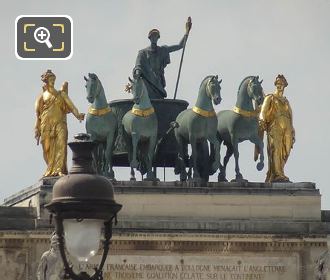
top-left (1, 1), bottom-right (330, 208)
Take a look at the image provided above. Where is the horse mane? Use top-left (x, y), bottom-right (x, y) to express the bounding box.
top-left (199, 75), bottom-right (214, 91)
top-left (90, 73), bottom-right (104, 93)
top-left (237, 76), bottom-right (254, 95)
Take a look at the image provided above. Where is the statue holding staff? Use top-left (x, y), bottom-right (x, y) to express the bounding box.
top-left (34, 70), bottom-right (85, 177)
top-left (259, 74), bottom-right (295, 182)
top-left (130, 18), bottom-right (192, 99)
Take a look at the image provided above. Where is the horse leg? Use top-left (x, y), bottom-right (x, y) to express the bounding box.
top-left (127, 143), bottom-right (135, 181)
top-left (145, 136), bottom-right (157, 181)
top-left (91, 143), bottom-right (98, 174)
top-left (187, 156), bottom-right (192, 180)
top-left (130, 132), bottom-right (139, 169)
top-left (219, 145), bottom-right (233, 182)
top-left (250, 135), bottom-right (264, 171)
top-left (175, 134), bottom-right (187, 181)
top-left (105, 133), bottom-right (115, 180)
top-left (218, 139), bottom-right (227, 182)
top-left (126, 140), bottom-right (136, 181)
top-left (130, 167), bottom-right (136, 181)
top-left (231, 136), bottom-right (244, 181)
top-left (209, 143), bottom-right (215, 175)
top-left (208, 135), bottom-right (221, 175)
top-left (190, 137), bottom-right (201, 180)
top-left (94, 142), bottom-right (103, 175)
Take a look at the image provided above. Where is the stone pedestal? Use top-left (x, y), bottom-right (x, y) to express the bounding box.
top-left (1, 180), bottom-right (329, 280)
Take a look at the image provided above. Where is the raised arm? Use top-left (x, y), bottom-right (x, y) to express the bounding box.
top-left (167, 17), bottom-right (192, 53)
top-left (61, 82), bottom-right (85, 121)
top-left (167, 34), bottom-right (188, 53)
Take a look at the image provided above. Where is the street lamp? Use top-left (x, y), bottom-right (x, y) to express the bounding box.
top-left (45, 133), bottom-right (122, 280)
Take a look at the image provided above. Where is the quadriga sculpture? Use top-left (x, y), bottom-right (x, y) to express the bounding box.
top-left (122, 77), bottom-right (158, 181)
top-left (217, 76), bottom-right (264, 182)
top-left (174, 75), bottom-right (222, 182)
top-left (84, 73), bottom-right (117, 179)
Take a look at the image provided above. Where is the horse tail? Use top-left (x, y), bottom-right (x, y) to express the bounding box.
top-left (254, 145), bottom-right (259, 162)
top-left (254, 125), bottom-right (264, 161)
top-left (154, 121), bottom-right (179, 156)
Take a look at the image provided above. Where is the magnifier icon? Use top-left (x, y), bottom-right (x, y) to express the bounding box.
top-left (34, 27), bottom-right (53, 48)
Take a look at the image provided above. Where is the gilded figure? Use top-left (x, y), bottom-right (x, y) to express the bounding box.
top-left (259, 74), bottom-right (295, 182)
top-left (35, 70), bottom-right (85, 177)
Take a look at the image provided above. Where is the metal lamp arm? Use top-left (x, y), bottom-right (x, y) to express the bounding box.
top-left (97, 219), bottom-right (113, 272)
top-left (55, 214), bottom-right (81, 280)
top-left (55, 215), bottom-right (93, 280)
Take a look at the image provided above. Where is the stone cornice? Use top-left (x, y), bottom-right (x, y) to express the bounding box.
top-left (3, 180), bottom-right (319, 207)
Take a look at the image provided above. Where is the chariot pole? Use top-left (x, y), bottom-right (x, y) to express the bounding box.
top-left (173, 17), bottom-right (192, 100)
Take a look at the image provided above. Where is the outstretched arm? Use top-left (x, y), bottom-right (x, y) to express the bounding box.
top-left (61, 82), bottom-right (85, 121)
top-left (167, 17), bottom-right (192, 53)
top-left (167, 34), bottom-right (188, 53)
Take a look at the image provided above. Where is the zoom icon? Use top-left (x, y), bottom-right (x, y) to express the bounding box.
top-left (15, 15), bottom-right (73, 60)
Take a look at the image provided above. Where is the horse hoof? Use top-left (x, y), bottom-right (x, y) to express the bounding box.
top-left (191, 177), bottom-right (203, 184)
top-left (174, 164), bottom-right (181, 175)
top-left (130, 177), bottom-right (136, 181)
top-left (130, 160), bottom-right (139, 169)
top-left (180, 172), bottom-right (187, 182)
top-left (230, 173), bottom-right (248, 183)
top-left (218, 174), bottom-right (228, 182)
top-left (231, 177), bottom-right (248, 183)
top-left (256, 162), bottom-right (264, 171)
top-left (144, 177), bottom-right (159, 182)
top-left (105, 171), bottom-right (115, 180)
top-left (210, 163), bottom-right (219, 175)
top-left (108, 170), bottom-right (115, 179)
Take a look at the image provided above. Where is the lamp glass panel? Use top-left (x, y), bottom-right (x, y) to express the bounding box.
top-left (63, 219), bottom-right (103, 262)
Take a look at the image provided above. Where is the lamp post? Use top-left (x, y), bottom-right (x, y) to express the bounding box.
top-left (45, 133), bottom-right (122, 280)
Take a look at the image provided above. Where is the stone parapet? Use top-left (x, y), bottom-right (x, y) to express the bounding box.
top-left (2, 180), bottom-right (321, 226)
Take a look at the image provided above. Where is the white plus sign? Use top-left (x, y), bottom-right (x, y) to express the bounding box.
top-left (37, 30), bottom-right (47, 40)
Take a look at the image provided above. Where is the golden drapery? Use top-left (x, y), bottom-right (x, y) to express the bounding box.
top-left (35, 88), bottom-right (80, 177)
top-left (260, 94), bottom-right (295, 182)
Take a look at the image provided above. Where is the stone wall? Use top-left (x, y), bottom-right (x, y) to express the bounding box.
top-left (1, 180), bottom-right (329, 279)
top-left (0, 231), bottom-right (327, 280)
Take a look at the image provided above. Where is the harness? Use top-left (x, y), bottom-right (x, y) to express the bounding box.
top-left (131, 107), bottom-right (155, 117)
top-left (88, 106), bottom-right (111, 116)
top-left (232, 106), bottom-right (259, 118)
top-left (192, 106), bottom-right (216, 117)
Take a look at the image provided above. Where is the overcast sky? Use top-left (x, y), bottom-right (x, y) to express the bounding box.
top-left (1, 1), bottom-right (330, 208)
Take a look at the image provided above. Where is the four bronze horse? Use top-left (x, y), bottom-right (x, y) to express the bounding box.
top-left (84, 73), bottom-right (117, 179)
top-left (122, 77), bottom-right (158, 181)
top-left (84, 74), bottom-right (264, 182)
top-left (216, 76), bottom-right (264, 182)
top-left (174, 75), bottom-right (222, 182)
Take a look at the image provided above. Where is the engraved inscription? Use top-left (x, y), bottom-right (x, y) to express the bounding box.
top-left (79, 254), bottom-right (299, 280)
